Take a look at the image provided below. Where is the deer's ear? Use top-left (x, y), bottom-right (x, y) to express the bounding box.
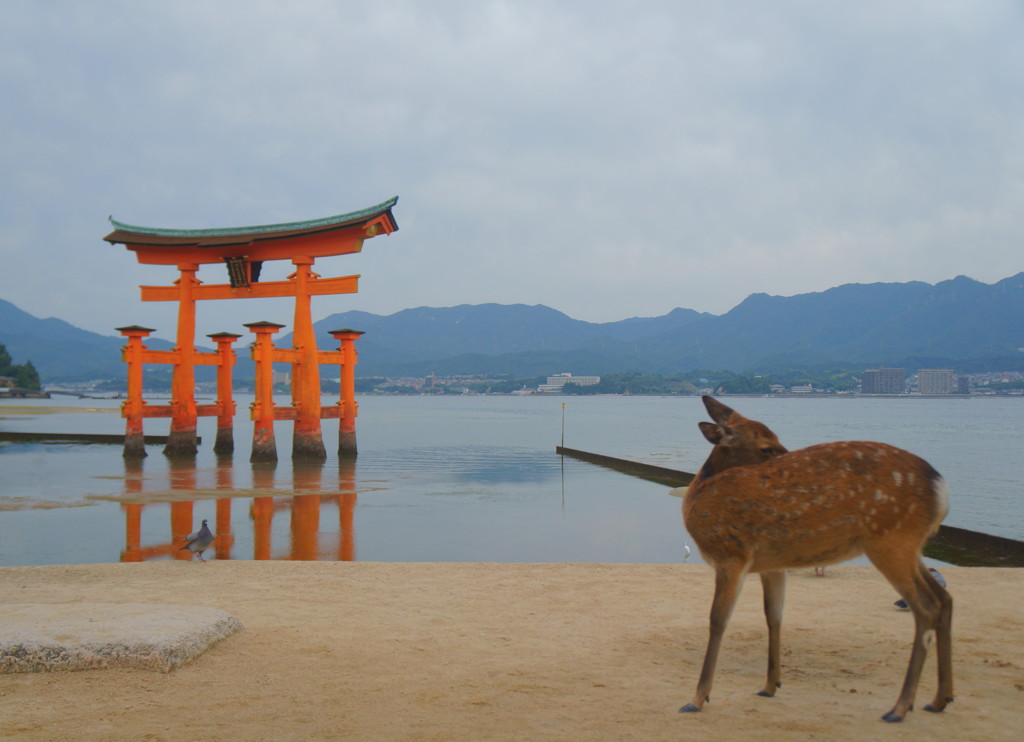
top-left (699, 421), bottom-right (728, 444)
top-left (702, 396), bottom-right (737, 424)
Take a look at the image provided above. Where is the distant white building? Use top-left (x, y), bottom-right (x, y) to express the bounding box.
top-left (790, 384), bottom-right (814, 394)
top-left (538, 373), bottom-right (601, 393)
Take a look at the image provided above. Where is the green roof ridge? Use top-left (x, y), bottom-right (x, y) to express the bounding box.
top-left (108, 196), bottom-right (398, 237)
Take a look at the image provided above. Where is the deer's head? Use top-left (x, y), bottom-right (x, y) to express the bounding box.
top-left (697, 396), bottom-right (789, 479)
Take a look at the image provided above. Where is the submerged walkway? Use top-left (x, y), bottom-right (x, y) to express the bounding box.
top-left (556, 445), bottom-right (1024, 567)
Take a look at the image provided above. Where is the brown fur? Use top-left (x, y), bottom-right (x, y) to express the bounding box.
top-left (679, 396), bottom-right (953, 723)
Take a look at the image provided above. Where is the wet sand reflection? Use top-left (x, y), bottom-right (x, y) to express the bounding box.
top-left (119, 456), bottom-right (358, 562)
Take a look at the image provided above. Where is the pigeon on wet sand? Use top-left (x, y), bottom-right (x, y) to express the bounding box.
top-left (181, 519), bottom-right (214, 562)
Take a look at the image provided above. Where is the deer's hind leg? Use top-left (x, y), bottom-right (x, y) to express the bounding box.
top-left (866, 546), bottom-right (944, 723)
top-left (920, 564), bottom-right (954, 713)
top-left (758, 570), bottom-right (786, 698)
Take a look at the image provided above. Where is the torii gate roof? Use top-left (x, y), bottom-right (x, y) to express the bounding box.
top-left (103, 196), bottom-right (399, 265)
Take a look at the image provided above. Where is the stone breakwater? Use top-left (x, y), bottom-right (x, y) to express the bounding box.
top-left (0, 603), bottom-right (243, 673)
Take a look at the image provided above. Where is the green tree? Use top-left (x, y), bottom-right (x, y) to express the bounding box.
top-left (0, 343), bottom-right (41, 390)
top-left (717, 375), bottom-right (772, 394)
top-left (14, 360), bottom-right (41, 390)
top-left (561, 373), bottom-right (699, 395)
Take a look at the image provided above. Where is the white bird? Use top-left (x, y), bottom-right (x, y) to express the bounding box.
top-left (683, 544), bottom-right (692, 561)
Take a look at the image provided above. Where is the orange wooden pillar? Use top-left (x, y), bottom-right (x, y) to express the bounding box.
top-left (165, 263), bottom-right (200, 457)
top-left (330, 329), bottom-right (364, 457)
top-left (117, 325), bottom-right (156, 458)
top-left (246, 321), bottom-right (284, 462)
top-left (290, 257), bottom-right (327, 461)
top-left (208, 331), bottom-right (241, 455)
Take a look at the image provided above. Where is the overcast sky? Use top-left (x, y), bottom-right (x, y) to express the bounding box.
top-left (1, 1), bottom-right (1022, 342)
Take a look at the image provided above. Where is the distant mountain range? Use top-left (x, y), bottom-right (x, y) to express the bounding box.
top-left (0, 300), bottom-right (179, 382)
top-left (2, 272), bottom-right (1023, 384)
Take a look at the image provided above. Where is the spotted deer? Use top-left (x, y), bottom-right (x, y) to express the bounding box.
top-left (678, 396), bottom-right (953, 723)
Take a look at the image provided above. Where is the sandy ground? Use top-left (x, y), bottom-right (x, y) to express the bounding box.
top-left (0, 562), bottom-right (1021, 742)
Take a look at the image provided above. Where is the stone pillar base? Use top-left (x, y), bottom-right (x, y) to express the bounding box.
top-left (163, 429), bottom-right (198, 457)
top-left (292, 432), bottom-right (327, 462)
top-left (250, 428), bottom-right (278, 463)
top-left (213, 427), bottom-right (234, 455)
top-left (338, 430), bottom-right (357, 458)
top-left (122, 433), bottom-right (147, 459)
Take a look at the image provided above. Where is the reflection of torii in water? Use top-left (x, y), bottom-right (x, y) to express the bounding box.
top-left (103, 197), bottom-right (399, 461)
top-left (119, 458), bottom-right (358, 562)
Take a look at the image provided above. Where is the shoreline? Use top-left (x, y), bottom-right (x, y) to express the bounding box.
top-left (1, 561), bottom-right (1021, 741)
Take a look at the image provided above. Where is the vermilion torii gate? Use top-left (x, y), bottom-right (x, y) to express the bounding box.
top-left (103, 197), bottom-right (398, 461)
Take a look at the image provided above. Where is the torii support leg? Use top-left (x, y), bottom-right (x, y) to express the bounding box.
top-left (290, 257), bottom-right (327, 461)
top-left (164, 263), bottom-right (199, 458)
top-left (117, 325), bottom-right (156, 459)
top-left (331, 329), bottom-right (364, 458)
top-left (246, 322), bottom-right (284, 463)
top-left (208, 332), bottom-right (241, 455)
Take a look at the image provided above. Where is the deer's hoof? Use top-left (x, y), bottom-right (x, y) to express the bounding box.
top-left (881, 711), bottom-right (904, 723)
top-left (679, 703), bottom-right (702, 714)
top-left (924, 697), bottom-right (952, 713)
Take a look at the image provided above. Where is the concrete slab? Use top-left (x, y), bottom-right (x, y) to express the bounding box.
top-left (0, 603), bottom-right (243, 673)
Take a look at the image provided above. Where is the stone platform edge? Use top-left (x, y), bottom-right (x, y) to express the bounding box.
top-left (0, 603), bottom-right (244, 673)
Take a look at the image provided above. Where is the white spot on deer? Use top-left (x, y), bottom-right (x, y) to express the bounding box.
top-left (933, 477), bottom-right (950, 521)
top-left (892, 471), bottom-right (903, 486)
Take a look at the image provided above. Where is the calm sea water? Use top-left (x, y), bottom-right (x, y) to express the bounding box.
top-left (0, 394), bottom-right (1020, 566)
